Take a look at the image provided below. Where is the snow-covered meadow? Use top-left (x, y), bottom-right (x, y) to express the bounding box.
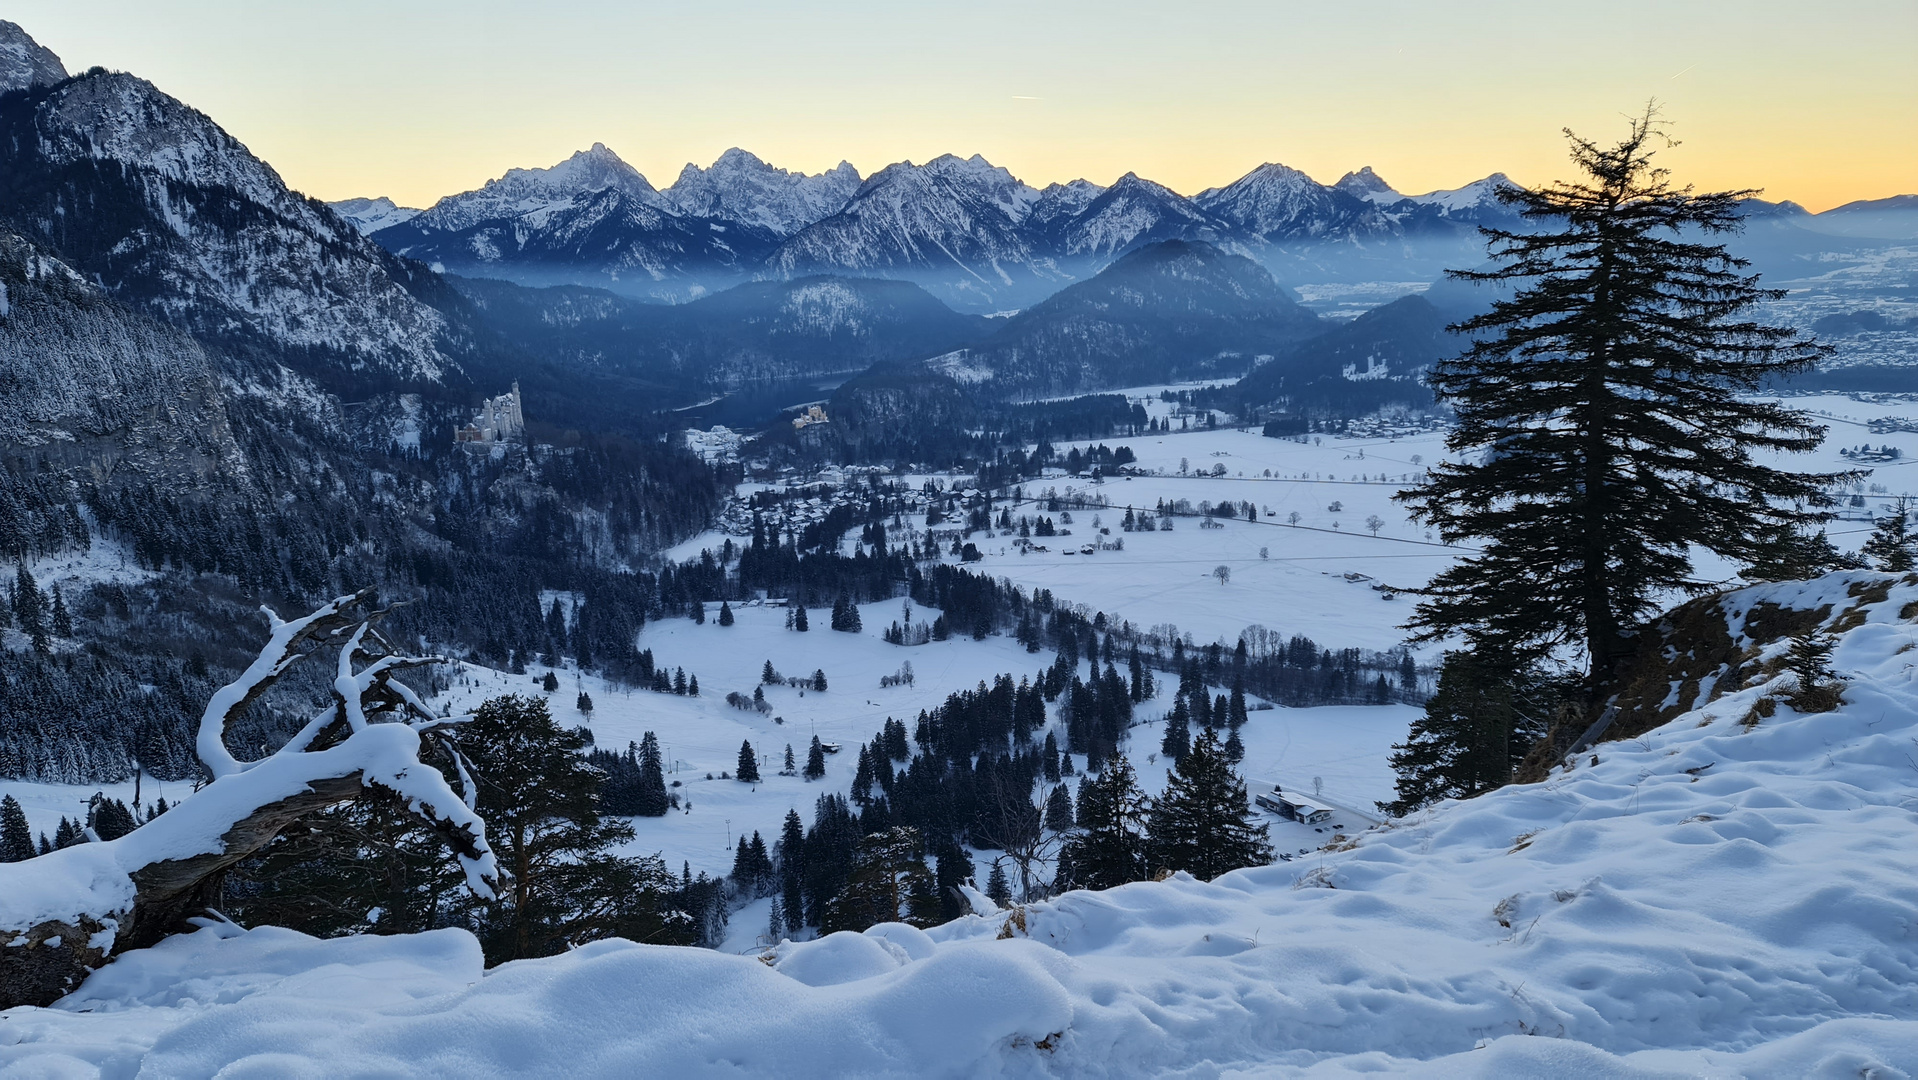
top-left (6, 572), bottom-right (1914, 1076)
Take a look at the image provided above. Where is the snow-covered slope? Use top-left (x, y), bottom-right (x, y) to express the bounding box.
top-left (5, 572), bottom-right (1913, 1075)
top-left (664, 148), bottom-right (861, 236)
top-left (0, 19), bottom-right (64, 94)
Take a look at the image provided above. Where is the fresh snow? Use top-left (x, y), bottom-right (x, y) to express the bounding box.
top-left (6, 572), bottom-right (1915, 1076)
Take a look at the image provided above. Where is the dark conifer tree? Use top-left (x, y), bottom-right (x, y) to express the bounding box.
top-left (1147, 729), bottom-right (1271, 881)
top-left (576, 691), bottom-right (594, 714)
top-left (54, 816), bottom-right (83, 849)
top-left (1861, 498), bottom-right (1915, 572)
top-left (1399, 110), bottom-right (1842, 677)
top-left (87, 795), bottom-right (137, 841)
top-left (1223, 725), bottom-right (1245, 765)
top-left (851, 745), bottom-right (875, 804)
top-left (778, 808), bottom-right (806, 931)
top-left (985, 860), bottom-right (1012, 906)
top-left (811, 669), bottom-right (828, 692)
top-left (736, 740), bottom-right (761, 783)
top-left (1160, 695), bottom-right (1191, 760)
top-left (542, 671), bottom-right (560, 692)
top-left (805, 735), bottom-right (827, 780)
top-left (1057, 755), bottom-right (1150, 891)
top-left (0, 794), bottom-right (34, 862)
top-left (14, 564), bottom-right (44, 639)
top-left (1043, 784), bottom-right (1074, 832)
top-left (717, 600), bottom-right (735, 626)
top-left (782, 743), bottom-right (797, 776)
top-left (50, 586), bottom-right (71, 638)
top-left (1381, 651), bottom-right (1560, 816)
top-left (634, 731), bottom-right (670, 816)
top-left (792, 605), bottom-right (809, 632)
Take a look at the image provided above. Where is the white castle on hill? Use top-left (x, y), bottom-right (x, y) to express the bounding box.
top-left (456, 383), bottom-right (525, 445)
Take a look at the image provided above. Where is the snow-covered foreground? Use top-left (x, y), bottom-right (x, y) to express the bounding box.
top-left (6, 572), bottom-right (1914, 1076)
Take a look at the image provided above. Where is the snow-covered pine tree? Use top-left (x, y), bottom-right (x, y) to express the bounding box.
top-left (1146, 729), bottom-right (1270, 880)
top-left (1399, 109), bottom-right (1842, 679)
top-left (736, 739), bottom-right (761, 783)
top-left (1056, 755), bottom-right (1150, 891)
top-left (1861, 497), bottom-right (1915, 572)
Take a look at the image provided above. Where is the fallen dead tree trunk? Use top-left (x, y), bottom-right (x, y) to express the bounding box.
top-left (0, 589), bottom-right (497, 1009)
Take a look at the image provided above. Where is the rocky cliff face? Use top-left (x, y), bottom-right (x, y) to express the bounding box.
top-left (0, 228), bottom-right (244, 489)
top-left (0, 19), bottom-right (64, 94)
top-left (0, 35), bottom-right (456, 393)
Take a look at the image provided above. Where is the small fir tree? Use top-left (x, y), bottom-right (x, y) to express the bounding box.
top-left (1381, 651), bottom-right (1560, 816)
top-left (985, 860), bottom-right (1013, 906)
top-left (0, 795), bottom-right (35, 862)
top-left (736, 740), bottom-right (761, 783)
top-left (1147, 729), bottom-right (1272, 881)
top-left (1057, 755), bottom-right (1151, 891)
top-left (634, 731), bottom-right (670, 816)
top-left (1861, 497), bottom-right (1915, 572)
top-left (805, 736), bottom-right (827, 780)
top-left (576, 691), bottom-right (594, 714)
top-left (717, 600), bottom-right (735, 626)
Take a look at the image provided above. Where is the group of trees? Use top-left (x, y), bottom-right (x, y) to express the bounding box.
top-left (726, 653), bottom-right (1274, 940)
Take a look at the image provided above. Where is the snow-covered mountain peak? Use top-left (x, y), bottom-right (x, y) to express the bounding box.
top-left (1334, 165), bottom-right (1401, 204)
top-left (900, 153), bottom-right (1041, 220)
top-left (1195, 161), bottom-right (1388, 240)
top-left (0, 19), bottom-right (65, 94)
top-left (413, 143), bottom-right (663, 233)
top-left (328, 196), bottom-right (422, 236)
top-left (664, 148), bottom-right (862, 235)
top-left (1408, 172), bottom-right (1515, 211)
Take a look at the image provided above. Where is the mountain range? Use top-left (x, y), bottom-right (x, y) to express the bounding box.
top-left (344, 144), bottom-right (1526, 309)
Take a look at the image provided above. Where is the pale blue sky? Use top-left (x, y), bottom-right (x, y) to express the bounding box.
top-left (10, 0), bottom-right (1914, 210)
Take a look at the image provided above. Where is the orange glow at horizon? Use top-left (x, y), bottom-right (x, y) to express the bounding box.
top-left (6, 0), bottom-right (1913, 214)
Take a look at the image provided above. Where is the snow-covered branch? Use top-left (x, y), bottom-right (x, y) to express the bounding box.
top-left (1, 590), bottom-right (496, 1009)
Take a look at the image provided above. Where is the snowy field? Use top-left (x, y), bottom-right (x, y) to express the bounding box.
top-left (6, 571), bottom-right (1913, 1076)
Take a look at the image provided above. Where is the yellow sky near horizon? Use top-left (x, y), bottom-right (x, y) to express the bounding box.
top-left (8, 1), bottom-right (1914, 213)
